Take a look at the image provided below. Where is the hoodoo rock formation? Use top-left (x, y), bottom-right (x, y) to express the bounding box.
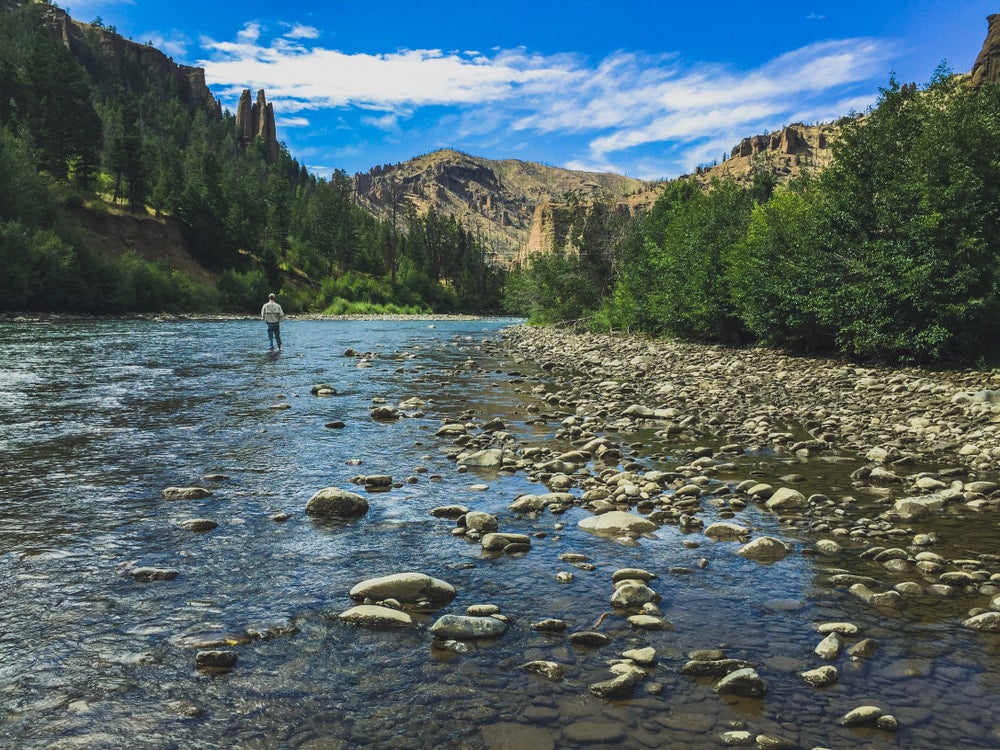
top-left (236, 89), bottom-right (279, 162)
top-left (971, 14), bottom-right (1000, 88)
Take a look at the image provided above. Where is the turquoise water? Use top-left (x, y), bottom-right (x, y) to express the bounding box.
top-left (1, 319), bottom-right (998, 749)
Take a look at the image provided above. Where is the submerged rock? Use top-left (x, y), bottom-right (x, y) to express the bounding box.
top-left (177, 518), bottom-right (217, 532)
top-left (195, 650), bottom-right (237, 669)
top-left (130, 567), bottom-right (178, 581)
top-left (520, 660), bottom-right (566, 681)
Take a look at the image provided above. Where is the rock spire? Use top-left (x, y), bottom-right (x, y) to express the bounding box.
top-left (235, 88), bottom-right (279, 162)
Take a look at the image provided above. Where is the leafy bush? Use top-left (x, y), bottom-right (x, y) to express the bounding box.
top-left (217, 268), bottom-right (270, 313)
top-left (728, 176), bottom-right (837, 350)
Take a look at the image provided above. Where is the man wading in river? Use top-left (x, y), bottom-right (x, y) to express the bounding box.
top-left (261, 293), bottom-right (284, 350)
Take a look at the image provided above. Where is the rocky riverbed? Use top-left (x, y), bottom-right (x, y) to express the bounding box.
top-left (6, 318), bottom-right (1000, 749)
top-left (319, 324), bottom-right (1000, 747)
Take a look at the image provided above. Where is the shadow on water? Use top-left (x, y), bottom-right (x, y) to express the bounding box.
top-left (1, 318), bottom-right (1000, 749)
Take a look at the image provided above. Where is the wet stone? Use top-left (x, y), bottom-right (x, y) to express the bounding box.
top-left (532, 619), bottom-right (568, 633)
top-left (178, 518), bottom-right (217, 532)
top-left (561, 721), bottom-right (626, 744)
top-left (569, 631), bottom-right (610, 648)
top-left (130, 567), bottom-right (178, 581)
top-left (429, 614), bottom-right (507, 639)
top-left (162, 486), bottom-right (212, 500)
top-left (195, 650), bottom-right (237, 669)
top-left (520, 661), bottom-right (565, 682)
top-left (714, 667), bottom-right (767, 697)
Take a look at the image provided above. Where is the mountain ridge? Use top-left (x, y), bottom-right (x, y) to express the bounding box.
top-left (353, 148), bottom-right (655, 264)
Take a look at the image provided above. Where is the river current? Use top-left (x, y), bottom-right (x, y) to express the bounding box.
top-left (1, 319), bottom-right (999, 749)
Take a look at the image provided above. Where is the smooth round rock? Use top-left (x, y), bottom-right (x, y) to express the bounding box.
top-left (338, 604), bottom-right (415, 628)
top-left (349, 572), bottom-right (456, 604)
top-left (714, 667), bottom-right (767, 697)
top-left (305, 487), bottom-right (369, 518)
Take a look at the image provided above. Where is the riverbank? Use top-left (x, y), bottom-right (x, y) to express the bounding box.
top-left (10, 312), bottom-right (504, 323)
top-left (496, 325), bottom-right (1000, 475)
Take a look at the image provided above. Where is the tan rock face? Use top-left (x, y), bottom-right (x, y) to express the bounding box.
top-left (971, 14), bottom-right (1000, 88)
top-left (353, 149), bottom-right (650, 266)
top-left (38, 3), bottom-right (220, 115)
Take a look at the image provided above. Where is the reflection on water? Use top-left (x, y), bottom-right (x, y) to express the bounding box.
top-left (1, 319), bottom-right (1000, 749)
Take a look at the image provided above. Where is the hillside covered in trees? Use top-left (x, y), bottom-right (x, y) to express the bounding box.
top-left (4, 0), bottom-right (999, 366)
top-left (0, 0), bottom-right (502, 315)
top-left (510, 56), bottom-right (1000, 365)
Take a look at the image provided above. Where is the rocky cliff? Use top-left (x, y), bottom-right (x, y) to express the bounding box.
top-left (695, 122), bottom-right (838, 187)
top-left (353, 149), bottom-right (653, 265)
top-left (971, 14), bottom-right (1000, 88)
top-left (32, 1), bottom-right (220, 115)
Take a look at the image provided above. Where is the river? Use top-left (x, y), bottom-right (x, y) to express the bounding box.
top-left (1, 318), bottom-right (998, 749)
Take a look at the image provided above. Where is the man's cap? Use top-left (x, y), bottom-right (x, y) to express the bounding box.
top-left (268, 293), bottom-right (275, 298)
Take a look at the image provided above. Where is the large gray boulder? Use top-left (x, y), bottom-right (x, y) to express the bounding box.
top-left (765, 487), bottom-right (806, 511)
top-left (890, 493), bottom-right (949, 520)
top-left (305, 488), bottom-right (369, 518)
top-left (349, 572), bottom-right (456, 604)
top-left (459, 448), bottom-right (504, 467)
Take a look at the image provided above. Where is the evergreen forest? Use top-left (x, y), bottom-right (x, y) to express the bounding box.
top-left (508, 68), bottom-right (1000, 365)
top-left (0, 1), bottom-right (503, 316)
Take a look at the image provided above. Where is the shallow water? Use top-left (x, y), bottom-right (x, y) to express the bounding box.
top-left (2, 319), bottom-right (1000, 749)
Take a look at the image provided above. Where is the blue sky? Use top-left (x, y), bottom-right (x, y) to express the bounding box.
top-left (63, 1), bottom-right (997, 180)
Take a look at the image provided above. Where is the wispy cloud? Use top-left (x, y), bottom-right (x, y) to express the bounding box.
top-left (283, 23), bottom-right (321, 40)
top-left (276, 116), bottom-right (311, 128)
top-left (198, 21), bottom-right (893, 178)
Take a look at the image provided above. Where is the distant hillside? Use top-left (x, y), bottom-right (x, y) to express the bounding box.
top-left (353, 149), bottom-right (657, 265)
top-left (351, 124), bottom-right (845, 265)
top-left (695, 121), bottom-right (840, 187)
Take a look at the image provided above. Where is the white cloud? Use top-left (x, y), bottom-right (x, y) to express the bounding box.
top-left (276, 116), bottom-right (311, 128)
top-left (284, 24), bottom-right (321, 40)
top-left (362, 113), bottom-right (403, 131)
top-left (198, 21), bottom-right (893, 178)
